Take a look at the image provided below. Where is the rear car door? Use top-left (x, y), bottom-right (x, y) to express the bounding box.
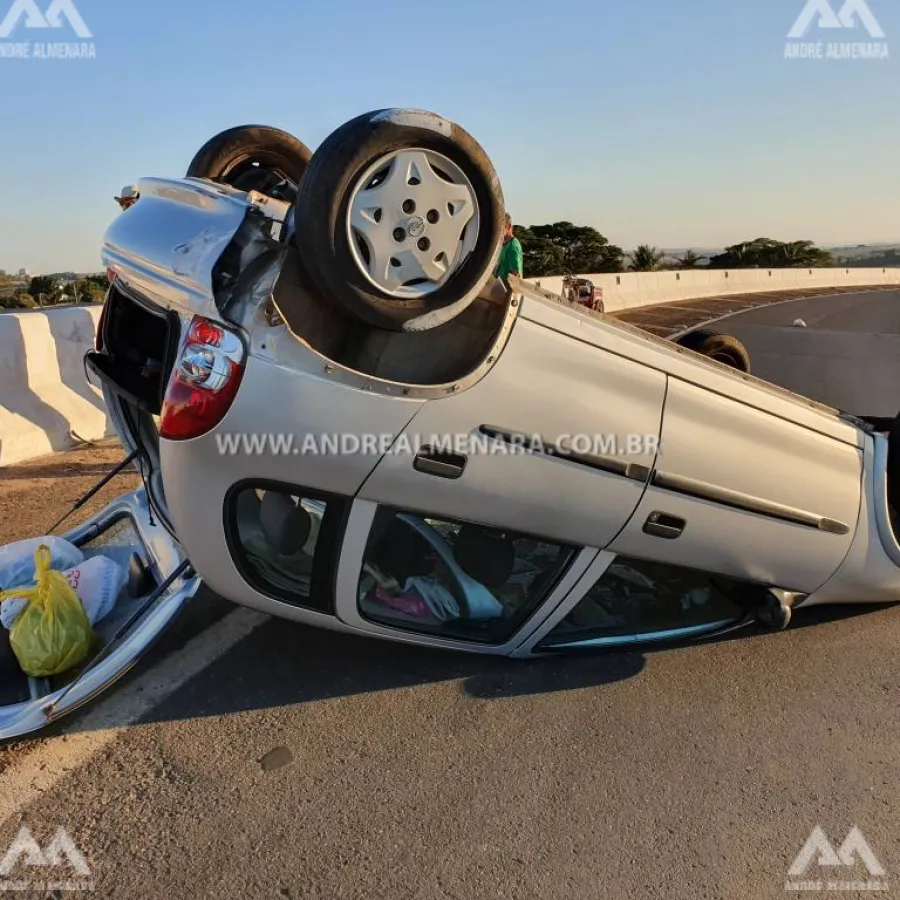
top-left (0, 488), bottom-right (200, 740)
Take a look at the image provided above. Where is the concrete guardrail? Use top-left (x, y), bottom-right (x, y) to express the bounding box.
top-left (0, 305), bottom-right (112, 467)
top-left (530, 266), bottom-right (900, 313)
top-left (1, 267), bottom-right (898, 467)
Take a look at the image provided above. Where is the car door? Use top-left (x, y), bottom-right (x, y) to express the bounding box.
top-left (357, 315), bottom-right (668, 550)
top-left (605, 377), bottom-right (864, 596)
top-left (332, 315), bottom-right (668, 652)
top-left (0, 488), bottom-right (201, 740)
top-left (331, 496), bottom-right (600, 654)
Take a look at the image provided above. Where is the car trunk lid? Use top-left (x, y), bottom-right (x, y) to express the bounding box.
top-left (0, 486), bottom-right (200, 740)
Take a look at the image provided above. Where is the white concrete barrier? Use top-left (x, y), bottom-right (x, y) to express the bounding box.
top-left (530, 267), bottom-right (900, 312)
top-left (0, 305), bottom-right (112, 467)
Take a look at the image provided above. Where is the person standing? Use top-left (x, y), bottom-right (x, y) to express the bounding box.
top-left (496, 213), bottom-right (524, 289)
top-left (114, 185), bottom-right (139, 211)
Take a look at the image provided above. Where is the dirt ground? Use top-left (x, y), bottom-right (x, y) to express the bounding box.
top-left (0, 439), bottom-right (140, 547)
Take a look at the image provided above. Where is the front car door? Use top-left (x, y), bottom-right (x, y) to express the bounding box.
top-left (605, 377), bottom-right (863, 597)
top-left (335, 311), bottom-right (671, 651)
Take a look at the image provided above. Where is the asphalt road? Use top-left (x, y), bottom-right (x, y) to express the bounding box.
top-left (2, 290), bottom-right (900, 899)
top-left (710, 288), bottom-right (900, 333)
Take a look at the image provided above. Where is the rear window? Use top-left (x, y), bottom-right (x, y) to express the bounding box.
top-left (226, 482), bottom-right (349, 614)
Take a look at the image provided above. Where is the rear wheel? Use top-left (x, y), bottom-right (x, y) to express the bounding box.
top-left (675, 329), bottom-right (751, 373)
top-left (292, 109), bottom-right (506, 332)
top-left (186, 125), bottom-right (313, 200)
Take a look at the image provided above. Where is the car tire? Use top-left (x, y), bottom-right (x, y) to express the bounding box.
top-left (292, 108), bottom-right (506, 332)
top-left (675, 329), bottom-right (751, 373)
top-left (186, 125), bottom-right (313, 197)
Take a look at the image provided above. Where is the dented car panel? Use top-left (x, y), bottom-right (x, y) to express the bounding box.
top-left (101, 176), bottom-right (283, 325)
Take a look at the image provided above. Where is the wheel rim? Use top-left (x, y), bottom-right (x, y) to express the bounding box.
top-left (345, 148), bottom-right (480, 299)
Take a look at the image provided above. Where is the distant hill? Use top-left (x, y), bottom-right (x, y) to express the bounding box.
top-left (827, 244), bottom-right (900, 266)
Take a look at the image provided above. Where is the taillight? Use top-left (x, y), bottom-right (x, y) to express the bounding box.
top-left (158, 316), bottom-right (246, 440)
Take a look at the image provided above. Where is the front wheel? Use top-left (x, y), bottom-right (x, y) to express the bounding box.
top-left (291, 109), bottom-right (506, 332)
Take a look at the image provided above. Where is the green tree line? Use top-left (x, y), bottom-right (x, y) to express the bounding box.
top-left (514, 223), bottom-right (838, 278)
top-left (0, 274), bottom-right (107, 310)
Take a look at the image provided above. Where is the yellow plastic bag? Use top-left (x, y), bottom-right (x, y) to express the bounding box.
top-left (0, 544), bottom-right (96, 678)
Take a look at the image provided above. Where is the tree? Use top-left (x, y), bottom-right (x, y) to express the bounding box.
top-left (514, 226), bottom-right (566, 278)
top-left (514, 221), bottom-right (625, 277)
top-left (675, 250), bottom-right (704, 268)
top-left (628, 245), bottom-right (665, 272)
top-left (73, 278), bottom-right (105, 303)
top-left (85, 273), bottom-right (109, 290)
top-left (707, 237), bottom-right (835, 269)
top-left (28, 275), bottom-right (58, 308)
top-left (777, 240), bottom-right (835, 268)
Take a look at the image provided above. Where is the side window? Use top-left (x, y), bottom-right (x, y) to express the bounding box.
top-left (358, 507), bottom-right (579, 644)
top-left (536, 555), bottom-right (758, 648)
top-left (227, 483), bottom-right (348, 614)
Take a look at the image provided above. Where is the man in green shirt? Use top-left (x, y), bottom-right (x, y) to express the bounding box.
top-left (496, 213), bottom-right (524, 289)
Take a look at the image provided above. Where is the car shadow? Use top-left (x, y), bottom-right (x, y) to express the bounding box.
top-left (29, 590), bottom-right (646, 740)
top-left (15, 595), bottom-right (895, 742)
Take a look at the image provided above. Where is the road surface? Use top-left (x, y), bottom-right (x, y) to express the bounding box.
top-left (1, 289), bottom-right (899, 899)
top-left (706, 288), bottom-right (900, 333)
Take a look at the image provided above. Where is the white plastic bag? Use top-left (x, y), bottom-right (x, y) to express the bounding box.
top-left (0, 536), bottom-right (83, 592)
top-left (1, 555), bottom-right (127, 630)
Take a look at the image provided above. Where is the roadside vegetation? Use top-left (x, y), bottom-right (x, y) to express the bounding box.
top-left (0, 271), bottom-right (107, 311)
top-left (2, 234), bottom-right (897, 306)
top-left (515, 223), bottom-right (848, 278)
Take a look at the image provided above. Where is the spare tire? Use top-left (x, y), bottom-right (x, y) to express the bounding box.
top-left (292, 108), bottom-right (506, 332)
top-left (186, 125), bottom-right (313, 198)
top-left (674, 329), bottom-right (751, 373)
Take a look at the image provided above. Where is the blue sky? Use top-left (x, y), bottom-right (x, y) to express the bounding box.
top-left (0, 0), bottom-right (897, 272)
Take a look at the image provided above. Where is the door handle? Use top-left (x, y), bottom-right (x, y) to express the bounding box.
top-left (413, 447), bottom-right (467, 480)
top-left (643, 512), bottom-right (685, 540)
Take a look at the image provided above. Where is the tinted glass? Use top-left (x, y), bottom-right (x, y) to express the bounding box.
top-left (358, 508), bottom-right (578, 644)
top-left (537, 555), bottom-right (754, 647)
top-left (230, 485), bottom-right (341, 613)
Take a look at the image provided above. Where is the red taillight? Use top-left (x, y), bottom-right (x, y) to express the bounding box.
top-left (189, 318), bottom-right (224, 347)
top-left (159, 315), bottom-right (246, 441)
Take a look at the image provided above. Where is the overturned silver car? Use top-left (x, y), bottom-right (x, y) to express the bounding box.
top-left (1, 108), bottom-right (898, 740)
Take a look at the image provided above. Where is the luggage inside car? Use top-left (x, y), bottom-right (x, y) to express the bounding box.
top-left (0, 486), bottom-right (200, 740)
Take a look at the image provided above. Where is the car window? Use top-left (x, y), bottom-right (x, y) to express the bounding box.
top-left (228, 484), bottom-right (345, 614)
top-left (536, 555), bottom-right (755, 648)
top-left (358, 507), bottom-right (579, 644)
